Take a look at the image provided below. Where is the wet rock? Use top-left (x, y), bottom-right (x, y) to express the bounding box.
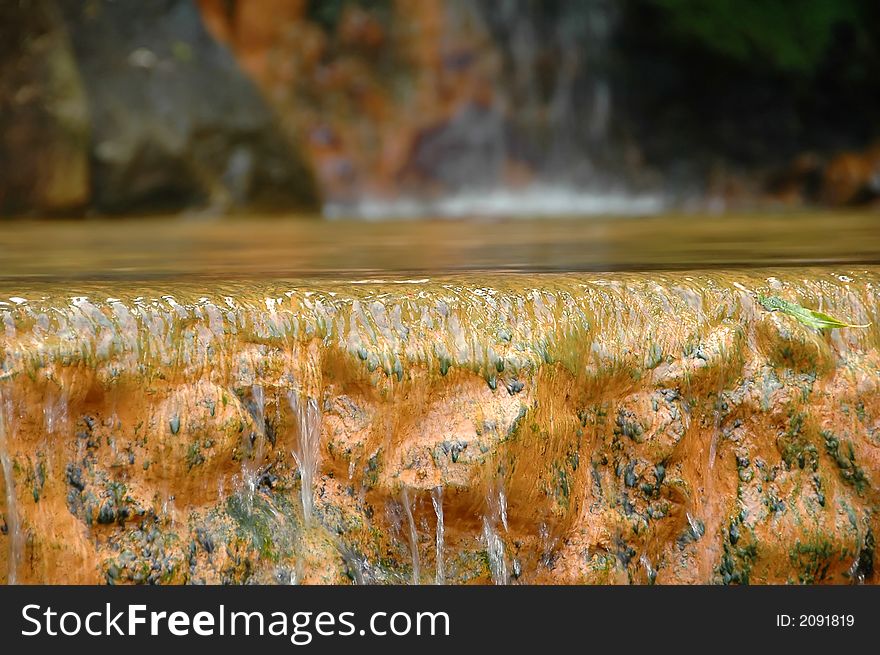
top-left (402, 103), bottom-right (510, 191)
top-left (0, 0), bottom-right (89, 215)
top-left (821, 143), bottom-right (880, 206)
top-left (58, 0), bottom-right (317, 214)
top-left (1, 270), bottom-right (879, 584)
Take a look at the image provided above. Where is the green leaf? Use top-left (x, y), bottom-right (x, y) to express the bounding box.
top-left (758, 295), bottom-right (870, 330)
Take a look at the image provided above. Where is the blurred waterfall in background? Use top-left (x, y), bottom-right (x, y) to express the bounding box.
top-left (325, 0), bottom-right (665, 218)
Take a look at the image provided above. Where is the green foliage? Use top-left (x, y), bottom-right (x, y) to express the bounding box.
top-left (758, 294), bottom-right (870, 330)
top-left (648, 0), bottom-right (865, 74)
top-left (307, 0), bottom-right (390, 32)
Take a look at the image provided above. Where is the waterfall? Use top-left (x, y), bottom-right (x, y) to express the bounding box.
top-left (471, 0), bottom-right (618, 181)
top-left (498, 487), bottom-right (509, 532)
top-left (325, 0), bottom-right (664, 219)
top-left (288, 391), bottom-right (321, 524)
top-left (640, 554), bottom-right (657, 584)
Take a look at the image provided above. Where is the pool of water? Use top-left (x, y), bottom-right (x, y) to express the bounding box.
top-left (2, 211), bottom-right (878, 282)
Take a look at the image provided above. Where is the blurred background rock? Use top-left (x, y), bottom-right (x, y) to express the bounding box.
top-left (2, 0), bottom-right (879, 217)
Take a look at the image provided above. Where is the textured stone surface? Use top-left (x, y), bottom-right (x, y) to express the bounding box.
top-left (1, 269), bottom-right (878, 584)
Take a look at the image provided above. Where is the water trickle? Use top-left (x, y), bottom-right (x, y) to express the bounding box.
top-left (485, 483), bottom-right (509, 531)
top-left (482, 516), bottom-right (508, 585)
top-left (288, 391), bottom-right (321, 523)
top-left (640, 554), bottom-right (657, 584)
top-left (242, 384), bottom-right (267, 508)
top-left (538, 522), bottom-right (559, 569)
top-left (335, 538), bottom-right (369, 585)
top-left (480, 481), bottom-right (510, 584)
top-left (708, 396), bottom-right (723, 469)
top-left (431, 486), bottom-right (445, 585)
top-left (43, 383), bottom-right (69, 436)
top-left (498, 488), bottom-right (509, 532)
top-left (401, 486), bottom-right (420, 584)
top-left (252, 384), bottom-right (265, 428)
top-left (1, 392), bottom-right (21, 585)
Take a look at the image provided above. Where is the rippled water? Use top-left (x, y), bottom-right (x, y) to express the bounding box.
top-left (1, 212), bottom-right (878, 282)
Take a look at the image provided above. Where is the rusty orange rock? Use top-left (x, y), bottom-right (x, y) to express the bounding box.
top-left (1, 269), bottom-right (878, 584)
top-left (822, 143), bottom-right (880, 206)
top-left (192, 0), bottom-right (514, 201)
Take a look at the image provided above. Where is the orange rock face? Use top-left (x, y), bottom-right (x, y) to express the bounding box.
top-left (1, 269), bottom-right (878, 584)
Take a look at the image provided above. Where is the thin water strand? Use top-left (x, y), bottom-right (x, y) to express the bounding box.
top-left (242, 384), bottom-right (266, 509)
top-left (0, 393), bottom-right (20, 585)
top-left (431, 486), bottom-right (445, 585)
top-left (482, 516), bottom-right (508, 585)
top-left (401, 487), bottom-right (420, 585)
top-left (288, 391), bottom-right (321, 524)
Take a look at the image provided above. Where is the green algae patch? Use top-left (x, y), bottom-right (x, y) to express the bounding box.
top-left (822, 431), bottom-right (870, 494)
top-left (226, 492), bottom-right (301, 563)
top-left (104, 519), bottom-right (186, 585)
top-left (718, 513), bottom-right (758, 585)
top-left (778, 410), bottom-right (819, 472)
top-left (788, 533), bottom-right (835, 584)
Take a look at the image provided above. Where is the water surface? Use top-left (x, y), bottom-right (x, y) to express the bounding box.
top-left (2, 212), bottom-right (877, 282)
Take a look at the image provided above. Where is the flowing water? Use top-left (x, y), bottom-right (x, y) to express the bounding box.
top-left (482, 516), bottom-right (509, 586)
top-left (401, 487), bottom-right (420, 585)
top-left (288, 391), bottom-right (321, 524)
top-left (0, 391), bottom-right (20, 584)
top-left (431, 486), bottom-right (445, 585)
top-left (241, 384), bottom-right (266, 507)
top-left (480, 484), bottom-right (511, 585)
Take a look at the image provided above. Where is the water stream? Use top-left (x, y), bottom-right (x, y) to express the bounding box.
top-left (482, 516), bottom-right (508, 586)
top-left (0, 391), bottom-right (20, 585)
top-left (481, 484), bottom-right (511, 585)
top-left (242, 383), bottom-right (266, 508)
top-left (288, 391), bottom-right (321, 524)
top-left (401, 487), bottom-right (420, 585)
top-left (431, 486), bottom-right (445, 585)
